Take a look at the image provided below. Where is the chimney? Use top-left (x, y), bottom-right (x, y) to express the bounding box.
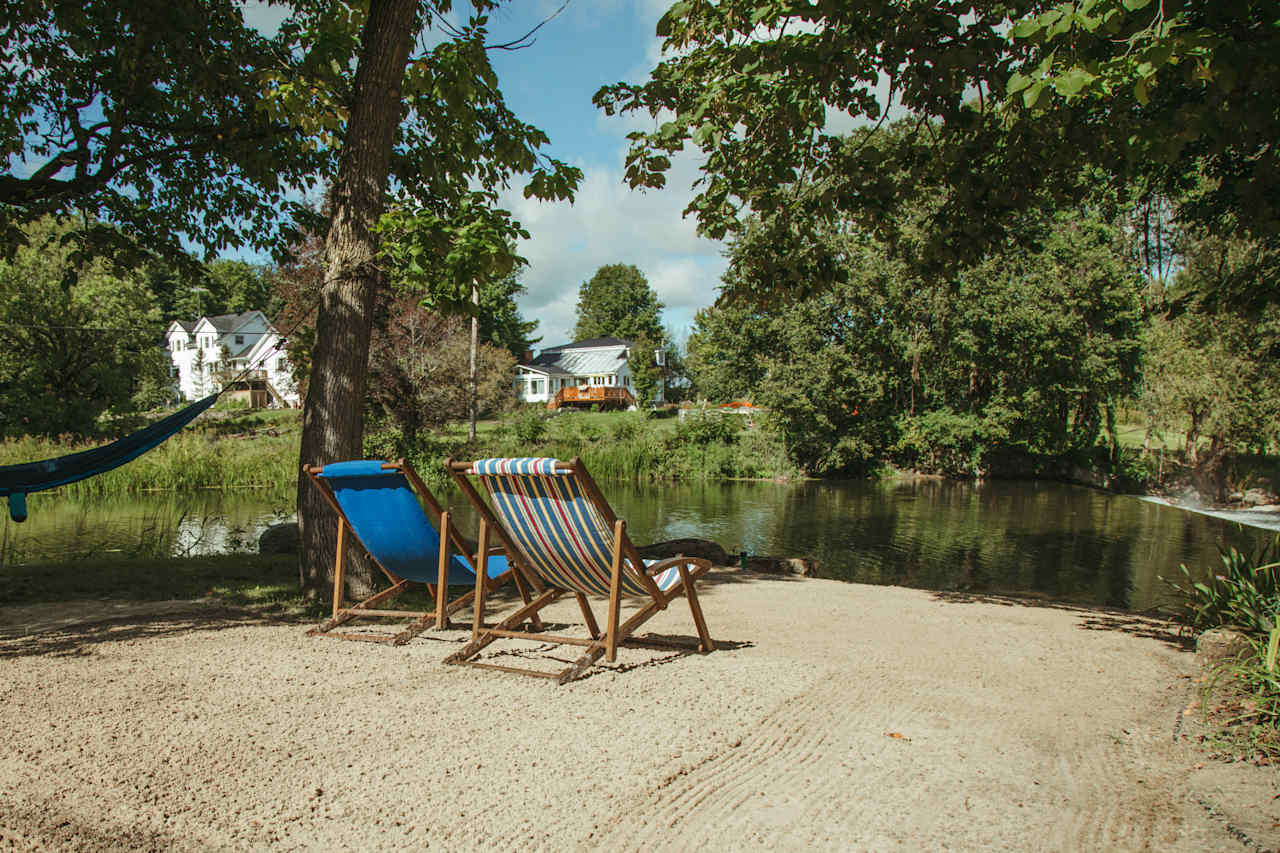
top-left (521, 350), bottom-right (533, 364)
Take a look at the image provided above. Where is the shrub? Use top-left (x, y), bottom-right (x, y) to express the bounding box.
top-left (1165, 536), bottom-right (1280, 760)
top-left (512, 410), bottom-right (548, 444)
top-left (892, 409), bottom-right (994, 476)
top-left (1163, 538), bottom-right (1280, 635)
top-left (675, 407), bottom-right (739, 446)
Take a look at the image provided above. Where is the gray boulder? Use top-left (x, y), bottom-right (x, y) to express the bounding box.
top-left (1196, 627), bottom-right (1253, 666)
top-left (637, 538), bottom-right (732, 566)
top-left (744, 555), bottom-right (817, 577)
top-left (259, 522), bottom-right (299, 555)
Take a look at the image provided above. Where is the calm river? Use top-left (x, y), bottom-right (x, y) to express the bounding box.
top-left (3, 479), bottom-right (1272, 612)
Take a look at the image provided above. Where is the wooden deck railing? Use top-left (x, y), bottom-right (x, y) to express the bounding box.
top-left (548, 386), bottom-right (635, 410)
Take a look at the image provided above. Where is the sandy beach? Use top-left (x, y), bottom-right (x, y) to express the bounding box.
top-left (2, 569), bottom-right (1277, 852)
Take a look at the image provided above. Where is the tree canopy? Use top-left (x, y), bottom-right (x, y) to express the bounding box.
top-left (0, 218), bottom-right (169, 437)
top-left (688, 204), bottom-right (1145, 474)
top-left (595, 1), bottom-right (1280, 284)
top-left (0, 0), bottom-right (324, 264)
top-left (573, 263), bottom-right (666, 342)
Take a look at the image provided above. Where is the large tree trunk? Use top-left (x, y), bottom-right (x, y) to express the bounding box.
top-left (469, 280), bottom-right (479, 442)
top-left (296, 0), bottom-right (418, 599)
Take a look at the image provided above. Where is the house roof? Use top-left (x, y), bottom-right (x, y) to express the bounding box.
top-left (539, 336), bottom-right (632, 353)
top-left (518, 364), bottom-right (570, 377)
top-left (529, 338), bottom-right (631, 377)
top-left (204, 311), bottom-right (262, 335)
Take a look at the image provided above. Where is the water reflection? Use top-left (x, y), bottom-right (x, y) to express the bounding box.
top-left (0, 491), bottom-right (295, 564)
top-left (1, 479), bottom-right (1268, 612)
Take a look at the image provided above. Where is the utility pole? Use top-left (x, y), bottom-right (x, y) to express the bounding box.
top-left (655, 346), bottom-right (666, 406)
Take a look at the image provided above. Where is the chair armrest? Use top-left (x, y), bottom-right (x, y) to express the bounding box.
top-left (641, 555), bottom-right (711, 574)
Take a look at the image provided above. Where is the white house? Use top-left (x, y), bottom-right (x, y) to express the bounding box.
top-left (516, 337), bottom-right (662, 409)
top-left (165, 311), bottom-right (299, 407)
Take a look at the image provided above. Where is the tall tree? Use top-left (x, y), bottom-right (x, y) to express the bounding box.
top-left (693, 203), bottom-right (1145, 474)
top-left (573, 263), bottom-right (665, 342)
top-left (0, 218), bottom-right (169, 437)
top-left (367, 297), bottom-right (516, 447)
top-left (595, 1), bottom-right (1280, 297)
top-left (285, 2), bottom-right (580, 597)
top-left (0, 0), bottom-right (322, 264)
top-left (477, 272), bottom-right (539, 357)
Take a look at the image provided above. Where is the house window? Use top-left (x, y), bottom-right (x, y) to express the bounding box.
top-left (531, 380), bottom-right (543, 395)
top-left (235, 335), bottom-right (244, 345)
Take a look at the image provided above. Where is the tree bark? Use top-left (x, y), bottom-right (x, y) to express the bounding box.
top-left (469, 280), bottom-right (479, 442)
top-left (296, 0), bottom-right (419, 599)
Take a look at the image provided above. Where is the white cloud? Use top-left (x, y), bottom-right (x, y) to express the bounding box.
top-left (499, 146), bottom-right (726, 349)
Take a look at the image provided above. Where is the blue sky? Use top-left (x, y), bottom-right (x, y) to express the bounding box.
top-left (245, 0), bottom-right (726, 350)
top-left (483, 1), bottom-right (726, 349)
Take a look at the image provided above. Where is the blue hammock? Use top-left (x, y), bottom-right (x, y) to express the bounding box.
top-left (0, 393), bottom-right (219, 522)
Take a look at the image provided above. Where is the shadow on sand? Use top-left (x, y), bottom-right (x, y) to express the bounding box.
top-left (931, 590), bottom-right (1194, 652)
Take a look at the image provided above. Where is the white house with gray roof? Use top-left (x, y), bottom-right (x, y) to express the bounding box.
top-left (516, 337), bottom-right (660, 408)
top-left (165, 311), bottom-right (299, 407)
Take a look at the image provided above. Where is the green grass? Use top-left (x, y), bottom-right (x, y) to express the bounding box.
top-left (0, 552), bottom-right (311, 613)
top-left (1164, 537), bottom-right (1280, 762)
top-left (0, 408), bottom-right (304, 496)
top-left (370, 408), bottom-right (799, 490)
top-left (1113, 421), bottom-right (1187, 452)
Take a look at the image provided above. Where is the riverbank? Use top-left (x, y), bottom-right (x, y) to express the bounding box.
top-left (0, 408), bottom-right (801, 497)
top-left (2, 571), bottom-right (1275, 851)
top-left (7, 406), bottom-right (1277, 517)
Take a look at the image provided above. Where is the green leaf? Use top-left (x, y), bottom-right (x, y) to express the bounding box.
top-left (1053, 67), bottom-right (1096, 98)
top-left (1010, 19), bottom-right (1043, 39)
top-left (1122, 0), bottom-right (1153, 10)
top-left (656, 1), bottom-right (691, 38)
top-left (1134, 77), bottom-right (1149, 105)
top-left (1023, 81), bottom-right (1049, 108)
top-left (1006, 71), bottom-right (1034, 95)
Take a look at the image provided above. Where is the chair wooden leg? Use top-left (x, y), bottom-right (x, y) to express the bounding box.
top-left (331, 518), bottom-right (347, 620)
top-left (558, 645), bottom-right (607, 685)
top-left (435, 510), bottom-right (452, 630)
top-left (575, 591), bottom-right (601, 640)
top-left (472, 519), bottom-right (489, 642)
top-left (308, 579), bottom-right (413, 636)
top-left (510, 566), bottom-right (544, 632)
top-left (606, 520), bottom-right (625, 662)
top-left (678, 563), bottom-right (714, 652)
top-left (447, 588), bottom-right (562, 663)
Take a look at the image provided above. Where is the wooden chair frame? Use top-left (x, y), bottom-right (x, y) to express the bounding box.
top-left (444, 456), bottom-right (714, 684)
top-left (302, 458), bottom-right (539, 645)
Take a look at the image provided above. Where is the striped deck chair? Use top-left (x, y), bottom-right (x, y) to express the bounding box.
top-left (303, 459), bottom-right (536, 645)
top-left (444, 456), bottom-right (714, 684)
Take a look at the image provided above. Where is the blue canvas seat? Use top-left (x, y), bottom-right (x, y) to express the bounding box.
top-left (304, 459), bottom-right (531, 645)
top-left (444, 456), bottom-right (714, 683)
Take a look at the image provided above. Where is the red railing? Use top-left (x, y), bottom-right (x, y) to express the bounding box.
top-left (548, 386), bottom-right (635, 410)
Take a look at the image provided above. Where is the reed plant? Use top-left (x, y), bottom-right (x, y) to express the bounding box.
top-left (1164, 539), bottom-right (1280, 635)
top-left (0, 409), bottom-right (303, 496)
top-left (1200, 621), bottom-right (1280, 761)
top-left (1164, 536), bottom-right (1280, 761)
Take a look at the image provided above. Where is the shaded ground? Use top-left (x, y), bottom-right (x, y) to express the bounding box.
top-left (1, 571), bottom-right (1276, 852)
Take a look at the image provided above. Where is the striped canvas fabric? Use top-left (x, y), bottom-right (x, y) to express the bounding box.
top-left (473, 458), bottom-right (682, 597)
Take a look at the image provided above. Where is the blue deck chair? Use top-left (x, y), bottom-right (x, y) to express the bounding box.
top-left (303, 459), bottom-right (535, 645)
top-left (444, 456), bottom-right (714, 684)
